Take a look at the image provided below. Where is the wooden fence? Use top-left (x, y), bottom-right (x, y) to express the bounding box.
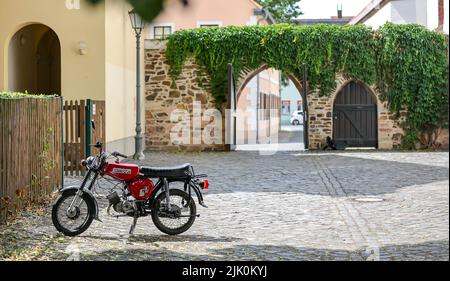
top-left (63, 100), bottom-right (105, 176)
top-left (0, 97), bottom-right (63, 223)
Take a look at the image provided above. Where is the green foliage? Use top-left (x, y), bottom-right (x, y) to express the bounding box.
top-left (166, 23), bottom-right (449, 147)
top-left (0, 91), bottom-right (58, 99)
top-left (166, 24), bottom-right (377, 103)
top-left (376, 23), bottom-right (449, 149)
top-left (255, 0), bottom-right (302, 23)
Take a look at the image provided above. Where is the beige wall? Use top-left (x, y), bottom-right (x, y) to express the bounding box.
top-left (0, 0), bottom-right (106, 101)
top-left (104, 0), bottom-right (142, 154)
top-left (1, 0), bottom-right (140, 150)
top-left (146, 0), bottom-right (264, 36)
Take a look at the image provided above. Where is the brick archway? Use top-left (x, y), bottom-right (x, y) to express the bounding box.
top-left (144, 42), bottom-right (406, 151)
top-left (233, 64), bottom-right (309, 148)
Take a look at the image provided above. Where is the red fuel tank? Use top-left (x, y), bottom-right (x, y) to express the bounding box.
top-left (103, 162), bottom-right (140, 181)
top-left (128, 177), bottom-right (154, 201)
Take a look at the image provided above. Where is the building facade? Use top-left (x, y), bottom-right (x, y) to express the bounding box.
top-left (0, 0), bottom-right (142, 155)
top-left (349, 0), bottom-right (449, 34)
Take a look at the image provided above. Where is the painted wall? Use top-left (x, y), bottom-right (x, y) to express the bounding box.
top-left (104, 0), bottom-right (142, 154)
top-left (0, 0), bottom-right (106, 101)
top-left (361, 0), bottom-right (449, 33)
top-left (0, 0), bottom-right (140, 152)
top-left (145, 0), bottom-right (264, 37)
top-left (363, 2), bottom-right (393, 29)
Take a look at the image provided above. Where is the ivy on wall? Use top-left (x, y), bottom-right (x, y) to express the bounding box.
top-left (375, 23), bottom-right (449, 148)
top-left (165, 23), bottom-right (449, 148)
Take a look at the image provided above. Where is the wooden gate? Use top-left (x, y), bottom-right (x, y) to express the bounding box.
top-left (63, 99), bottom-right (105, 176)
top-left (333, 81), bottom-right (378, 148)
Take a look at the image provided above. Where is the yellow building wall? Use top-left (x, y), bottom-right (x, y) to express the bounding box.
top-left (0, 0), bottom-right (141, 152)
top-left (104, 0), bottom-right (143, 154)
top-left (0, 0), bottom-right (106, 101)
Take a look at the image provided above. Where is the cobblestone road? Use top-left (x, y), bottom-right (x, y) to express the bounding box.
top-left (1, 151), bottom-right (448, 261)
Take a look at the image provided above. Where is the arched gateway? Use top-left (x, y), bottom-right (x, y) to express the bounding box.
top-left (143, 41), bottom-right (405, 151)
top-left (8, 24), bottom-right (61, 95)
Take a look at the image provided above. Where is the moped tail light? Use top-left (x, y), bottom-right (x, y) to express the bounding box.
top-left (200, 179), bottom-right (209, 190)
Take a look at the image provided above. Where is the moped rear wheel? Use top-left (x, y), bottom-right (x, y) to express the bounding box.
top-left (52, 189), bottom-right (95, 237)
top-left (151, 189), bottom-right (196, 235)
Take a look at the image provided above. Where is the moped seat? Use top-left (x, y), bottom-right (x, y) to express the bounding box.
top-left (139, 163), bottom-right (192, 179)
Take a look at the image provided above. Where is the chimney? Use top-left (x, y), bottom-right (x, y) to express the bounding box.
top-left (337, 4), bottom-right (343, 19)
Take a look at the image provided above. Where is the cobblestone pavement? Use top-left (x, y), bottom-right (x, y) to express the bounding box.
top-left (0, 151), bottom-right (448, 261)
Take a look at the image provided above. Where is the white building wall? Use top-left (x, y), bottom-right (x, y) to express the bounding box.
top-left (363, 2), bottom-right (392, 30)
top-left (427, 0), bottom-right (439, 30)
top-left (362, 0), bottom-right (448, 33)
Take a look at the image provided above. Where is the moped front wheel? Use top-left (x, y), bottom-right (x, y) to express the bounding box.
top-left (151, 189), bottom-right (197, 235)
top-left (52, 189), bottom-right (95, 237)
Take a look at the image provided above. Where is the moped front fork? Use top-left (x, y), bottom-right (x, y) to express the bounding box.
top-left (66, 171), bottom-right (99, 217)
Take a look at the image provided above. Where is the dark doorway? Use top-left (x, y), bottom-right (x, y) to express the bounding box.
top-left (8, 24), bottom-right (61, 95)
top-left (333, 81), bottom-right (378, 148)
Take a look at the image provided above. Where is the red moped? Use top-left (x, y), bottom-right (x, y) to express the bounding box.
top-left (52, 140), bottom-right (209, 237)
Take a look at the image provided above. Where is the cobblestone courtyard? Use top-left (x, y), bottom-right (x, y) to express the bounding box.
top-left (1, 151), bottom-right (448, 261)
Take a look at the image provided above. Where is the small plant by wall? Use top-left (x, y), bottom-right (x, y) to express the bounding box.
top-left (165, 23), bottom-right (449, 149)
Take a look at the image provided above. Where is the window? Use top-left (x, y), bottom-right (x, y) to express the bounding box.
top-left (197, 21), bottom-right (223, 28)
top-left (281, 100), bottom-right (291, 115)
top-left (200, 24), bottom-right (220, 28)
top-left (153, 26), bottom-right (172, 39)
top-left (297, 100), bottom-right (303, 111)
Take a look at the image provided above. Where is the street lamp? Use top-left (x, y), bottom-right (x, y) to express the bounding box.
top-left (129, 9), bottom-right (145, 160)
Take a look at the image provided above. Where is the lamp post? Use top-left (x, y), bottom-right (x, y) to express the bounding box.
top-left (129, 10), bottom-right (145, 160)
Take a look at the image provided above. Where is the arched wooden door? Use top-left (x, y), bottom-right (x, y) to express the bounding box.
top-left (333, 81), bottom-right (378, 148)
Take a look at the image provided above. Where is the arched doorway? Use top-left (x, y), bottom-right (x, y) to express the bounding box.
top-left (233, 65), bottom-right (307, 151)
top-left (333, 81), bottom-right (378, 148)
top-left (8, 24), bottom-right (61, 95)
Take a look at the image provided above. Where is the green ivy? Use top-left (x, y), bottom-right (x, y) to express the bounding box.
top-left (376, 23), bottom-right (449, 149)
top-left (166, 24), bottom-right (378, 103)
top-left (165, 23), bottom-right (449, 147)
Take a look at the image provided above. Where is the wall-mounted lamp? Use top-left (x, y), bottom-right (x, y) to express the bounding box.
top-left (77, 41), bottom-right (87, 55)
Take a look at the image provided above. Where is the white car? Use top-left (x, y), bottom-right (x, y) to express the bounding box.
top-left (290, 111), bottom-right (304, 125)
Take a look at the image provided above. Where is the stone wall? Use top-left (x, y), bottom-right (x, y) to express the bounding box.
top-left (144, 40), bottom-right (444, 151)
top-left (144, 40), bottom-right (226, 151)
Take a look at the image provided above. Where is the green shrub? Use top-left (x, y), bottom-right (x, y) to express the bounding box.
top-left (0, 91), bottom-right (58, 99)
top-left (166, 23), bottom-right (449, 148)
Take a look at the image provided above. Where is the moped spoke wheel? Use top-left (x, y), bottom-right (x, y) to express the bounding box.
top-left (151, 189), bottom-right (196, 235)
top-left (52, 190), bottom-right (95, 237)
